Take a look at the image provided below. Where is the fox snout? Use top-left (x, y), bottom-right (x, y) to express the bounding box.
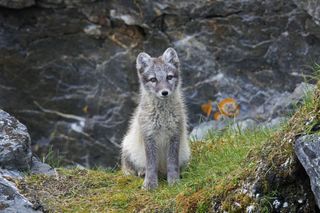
top-left (159, 89), bottom-right (170, 97)
top-left (155, 80), bottom-right (173, 98)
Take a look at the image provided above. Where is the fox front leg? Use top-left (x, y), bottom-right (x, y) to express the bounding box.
top-left (142, 137), bottom-right (158, 190)
top-left (167, 134), bottom-right (180, 186)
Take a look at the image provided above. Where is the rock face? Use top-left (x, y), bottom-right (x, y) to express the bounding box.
top-left (0, 0), bottom-right (35, 9)
top-left (0, 109), bottom-right (32, 170)
top-left (0, 0), bottom-right (320, 167)
top-left (293, 0), bottom-right (320, 22)
top-left (295, 134), bottom-right (320, 209)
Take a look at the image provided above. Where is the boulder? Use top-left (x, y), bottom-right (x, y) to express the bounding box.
top-left (0, 109), bottom-right (56, 175)
top-left (30, 156), bottom-right (57, 176)
top-left (0, 109), bottom-right (32, 171)
top-left (190, 120), bottom-right (226, 141)
top-left (190, 118), bottom-right (258, 140)
top-left (294, 134), bottom-right (320, 208)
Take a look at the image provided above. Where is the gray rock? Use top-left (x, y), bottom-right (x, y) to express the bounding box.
top-left (30, 157), bottom-right (57, 176)
top-left (0, 110), bottom-right (32, 171)
top-left (0, 109), bottom-right (55, 175)
top-left (0, 176), bottom-right (41, 213)
top-left (293, 0), bottom-right (320, 23)
top-left (37, 0), bottom-right (96, 8)
top-left (1, 0), bottom-right (320, 167)
top-left (261, 117), bottom-right (287, 129)
top-left (0, 169), bottom-right (23, 179)
top-left (255, 82), bottom-right (316, 121)
top-left (231, 119), bottom-right (257, 132)
top-left (294, 134), bottom-right (320, 209)
top-left (0, 0), bottom-right (34, 9)
top-left (243, 82), bottom-right (314, 128)
top-left (189, 121), bottom-right (225, 141)
top-left (190, 118), bottom-right (257, 140)
top-left (0, 170), bottom-right (41, 213)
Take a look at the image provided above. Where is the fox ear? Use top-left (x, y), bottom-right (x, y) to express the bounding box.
top-left (162, 47), bottom-right (179, 69)
top-left (136, 52), bottom-right (151, 73)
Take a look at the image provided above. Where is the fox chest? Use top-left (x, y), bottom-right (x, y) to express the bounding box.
top-left (139, 110), bottom-right (181, 137)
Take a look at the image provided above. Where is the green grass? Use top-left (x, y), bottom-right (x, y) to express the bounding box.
top-left (18, 126), bottom-right (275, 212)
top-left (18, 71), bottom-right (320, 212)
top-left (40, 145), bottom-right (63, 168)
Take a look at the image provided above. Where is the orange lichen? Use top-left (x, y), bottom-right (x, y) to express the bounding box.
top-left (213, 111), bottom-right (222, 120)
top-left (201, 101), bottom-right (213, 117)
top-left (217, 98), bottom-right (240, 117)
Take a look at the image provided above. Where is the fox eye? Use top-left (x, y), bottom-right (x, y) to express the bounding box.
top-left (149, 77), bottom-right (157, 83)
top-left (167, 75), bottom-right (174, 80)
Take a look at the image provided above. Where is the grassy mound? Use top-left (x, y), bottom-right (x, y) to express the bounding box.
top-left (18, 127), bottom-right (274, 212)
top-left (218, 78), bottom-right (320, 212)
top-left (18, 73), bottom-right (320, 212)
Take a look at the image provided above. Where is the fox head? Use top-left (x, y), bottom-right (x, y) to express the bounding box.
top-left (136, 48), bottom-right (180, 99)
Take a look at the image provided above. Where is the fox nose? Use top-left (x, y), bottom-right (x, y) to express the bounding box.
top-left (161, 91), bottom-right (169, 96)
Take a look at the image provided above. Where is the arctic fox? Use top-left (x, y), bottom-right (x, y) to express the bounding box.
top-left (121, 47), bottom-right (191, 190)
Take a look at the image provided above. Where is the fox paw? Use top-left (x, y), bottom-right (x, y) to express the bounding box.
top-left (168, 173), bottom-right (180, 186)
top-left (142, 177), bottom-right (158, 190)
top-left (137, 169), bottom-right (145, 178)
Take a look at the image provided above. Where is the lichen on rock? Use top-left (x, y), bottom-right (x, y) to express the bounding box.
top-left (0, 109), bottom-right (32, 171)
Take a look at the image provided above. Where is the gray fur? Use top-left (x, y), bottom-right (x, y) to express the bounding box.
top-left (167, 132), bottom-right (181, 185)
top-left (121, 47), bottom-right (190, 190)
top-left (143, 136), bottom-right (158, 189)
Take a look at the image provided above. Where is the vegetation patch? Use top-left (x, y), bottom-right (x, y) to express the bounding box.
top-left (18, 125), bottom-right (274, 212)
top-left (215, 70), bottom-right (320, 212)
top-left (18, 69), bottom-right (320, 212)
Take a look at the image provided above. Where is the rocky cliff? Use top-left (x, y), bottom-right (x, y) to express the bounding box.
top-left (0, 0), bottom-right (319, 167)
